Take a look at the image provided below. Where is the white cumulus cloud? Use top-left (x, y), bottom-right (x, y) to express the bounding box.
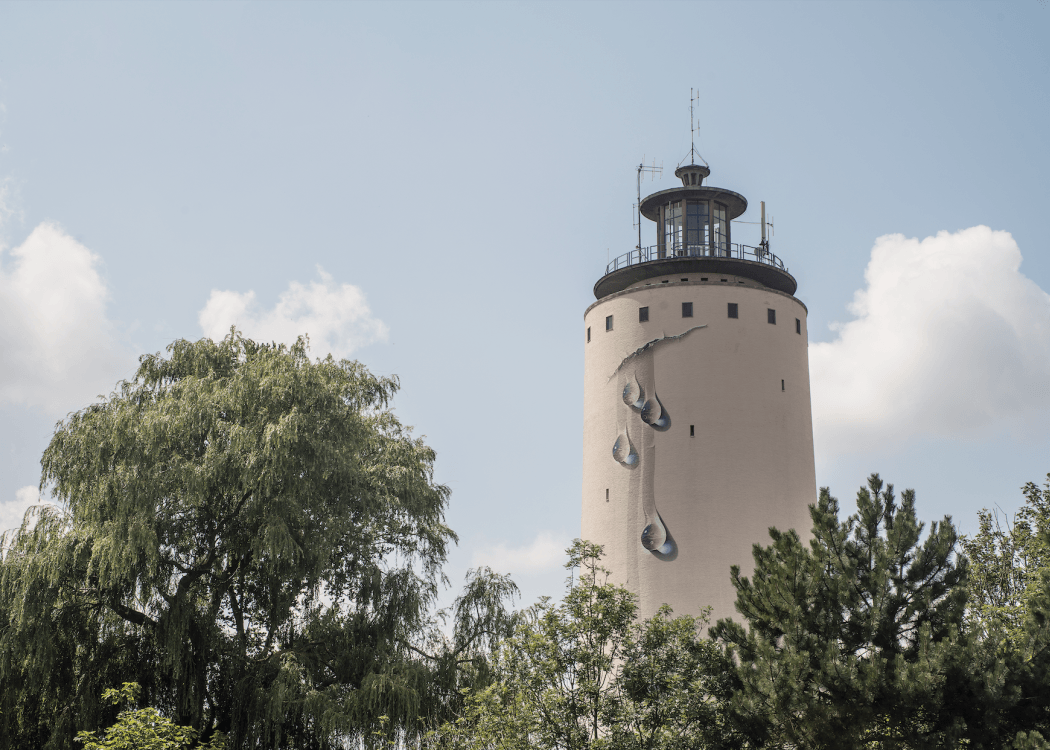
top-left (0, 222), bottom-right (130, 412)
top-left (0, 485), bottom-right (40, 534)
top-left (811, 226), bottom-right (1050, 456)
top-left (471, 531), bottom-right (572, 576)
top-left (198, 268), bottom-right (388, 358)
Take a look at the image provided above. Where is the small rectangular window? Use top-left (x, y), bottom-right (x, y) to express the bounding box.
top-left (768, 308), bottom-right (777, 325)
top-left (728, 303), bottom-right (738, 319)
top-left (689, 425), bottom-right (695, 437)
top-left (700, 277), bottom-right (708, 281)
top-left (682, 302), bottom-right (693, 318)
top-left (605, 488), bottom-right (609, 500)
top-left (796, 318), bottom-right (801, 334)
top-left (639, 306), bottom-right (649, 323)
top-left (606, 315), bottom-right (613, 331)
top-left (587, 326), bottom-right (591, 342)
top-left (781, 379), bottom-right (785, 391)
top-left (681, 278), bottom-right (689, 282)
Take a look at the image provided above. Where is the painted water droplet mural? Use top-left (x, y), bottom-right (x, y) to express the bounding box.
top-left (640, 391), bottom-right (669, 429)
top-left (640, 511), bottom-right (673, 555)
top-left (622, 373), bottom-right (644, 410)
top-left (608, 326), bottom-right (703, 557)
top-left (612, 425), bottom-right (639, 466)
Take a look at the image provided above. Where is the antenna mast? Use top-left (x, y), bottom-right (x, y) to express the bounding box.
top-left (635, 158), bottom-right (662, 252)
top-left (681, 88), bottom-right (709, 168)
top-left (690, 88), bottom-right (696, 160)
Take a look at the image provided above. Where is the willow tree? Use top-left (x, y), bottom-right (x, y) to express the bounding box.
top-left (0, 332), bottom-right (460, 749)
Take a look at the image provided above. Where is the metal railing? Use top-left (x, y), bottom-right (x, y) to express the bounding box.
top-left (605, 243), bottom-right (787, 276)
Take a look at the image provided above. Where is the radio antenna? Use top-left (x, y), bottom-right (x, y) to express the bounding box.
top-left (680, 88), bottom-right (709, 168)
top-left (635, 158), bottom-right (662, 252)
top-left (690, 89), bottom-right (696, 159)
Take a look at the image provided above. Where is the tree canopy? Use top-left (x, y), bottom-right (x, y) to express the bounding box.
top-left (433, 541), bottom-right (735, 750)
top-left (75, 682), bottom-right (225, 750)
top-left (434, 476), bottom-right (1050, 750)
top-left (0, 332), bottom-right (491, 749)
top-left (712, 475), bottom-right (972, 748)
top-left (711, 473), bottom-right (1050, 749)
top-left (962, 474), bottom-right (1050, 645)
top-left (5, 330), bottom-right (1050, 749)
top-left (958, 475), bottom-right (1050, 748)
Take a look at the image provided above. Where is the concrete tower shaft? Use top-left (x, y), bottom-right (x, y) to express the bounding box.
top-left (581, 163), bottom-right (817, 626)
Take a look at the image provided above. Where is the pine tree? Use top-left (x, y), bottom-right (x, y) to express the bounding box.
top-left (712, 474), bottom-right (970, 749)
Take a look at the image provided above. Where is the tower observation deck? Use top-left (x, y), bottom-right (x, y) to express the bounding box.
top-left (581, 156), bottom-right (816, 625)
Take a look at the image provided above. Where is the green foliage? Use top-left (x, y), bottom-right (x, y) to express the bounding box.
top-left (1009, 730), bottom-right (1050, 750)
top-left (415, 565), bottom-right (523, 727)
top-left (603, 606), bottom-right (738, 750)
top-left (712, 474), bottom-right (971, 749)
top-left (498, 540), bottom-right (637, 750)
top-left (961, 474), bottom-right (1050, 646)
top-left (75, 683), bottom-right (225, 750)
top-left (949, 475), bottom-right (1050, 746)
top-left (6, 325), bottom-right (1050, 750)
top-left (433, 541), bottom-right (734, 750)
top-left (0, 332), bottom-right (478, 749)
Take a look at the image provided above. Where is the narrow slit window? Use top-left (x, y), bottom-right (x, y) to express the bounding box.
top-left (605, 488), bottom-right (609, 500)
top-left (689, 425), bottom-right (695, 437)
top-left (639, 306), bottom-right (649, 323)
top-left (796, 318), bottom-right (801, 334)
top-left (682, 302), bottom-right (693, 318)
top-left (768, 308), bottom-right (777, 325)
top-left (681, 278), bottom-right (689, 282)
top-left (587, 326), bottom-right (591, 342)
top-left (728, 302), bottom-right (738, 319)
top-left (606, 315), bottom-right (613, 331)
top-left (781, 379), bottom-right (785, 391)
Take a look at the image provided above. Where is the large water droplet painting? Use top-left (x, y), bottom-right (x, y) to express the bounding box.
top-left (612, 425), bottom-right (639, 467)
top-left (608, 326), bottom-right (704, 559)
top-left (622, 373), bottom-right (645, 410)
top-left (640, 391), bottom-right (670, 430)
top-left (640, 511), bottom-right (673, 555)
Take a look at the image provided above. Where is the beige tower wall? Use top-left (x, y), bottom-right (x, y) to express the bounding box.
top-left (582, 271), bottom-right (816, 627)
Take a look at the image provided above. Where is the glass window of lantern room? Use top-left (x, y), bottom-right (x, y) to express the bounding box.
top-left (685, 201), bottom-right (709, 257)
top-left (657, 205), bottom-right (666, 258)
top-left (663, 201), bottom-right (683, 256)
top-left (713, 202), bottom-right (728, 256)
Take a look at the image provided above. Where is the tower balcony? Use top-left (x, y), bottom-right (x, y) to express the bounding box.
top-left (594, 242), bottom-right (797, 300)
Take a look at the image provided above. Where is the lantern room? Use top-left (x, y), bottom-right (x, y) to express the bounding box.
top-left (595, 160), bottom-right (796, 300)
top-left (640, 163), bottom-right (748, 259)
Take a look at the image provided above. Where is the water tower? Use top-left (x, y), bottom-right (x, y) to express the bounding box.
top-left (581, 155), bottom-right (816, 625)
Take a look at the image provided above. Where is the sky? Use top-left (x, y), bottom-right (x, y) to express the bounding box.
top-left (0, 0), bottom-right (1048, 610)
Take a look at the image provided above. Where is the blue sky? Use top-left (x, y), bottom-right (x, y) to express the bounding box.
top-left (1, 0), bottom-right (1048, 608)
